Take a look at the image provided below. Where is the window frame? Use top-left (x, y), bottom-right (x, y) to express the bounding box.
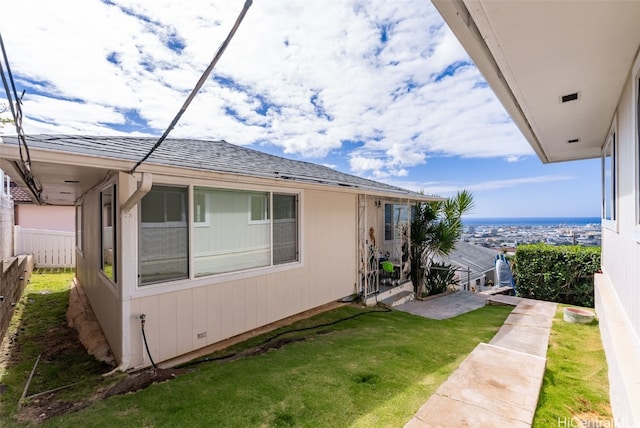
top-left (384, 203), bottom-right (409, 242)
top-left (138, 184), bottom-right (189, 286)
top-left (100, 184), bottom-right (117, 285)
top-left (602, 117), bottom-right (617, 232)
top-left (272, 193), bottom-right (299, 265)
top-left (633, 50), bottom-right (640, 242)
top-left (193, 190), bottom-right (209, 227)
top-left (75, 204), bottom-right (83, 254)
top-left (249, 193), bottom-right (270, 224)
top-left (136, 184), bottom-right (302, 291)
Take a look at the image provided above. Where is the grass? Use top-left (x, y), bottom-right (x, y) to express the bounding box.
top-left (0, 269), bottom-right (513, 427)
top-left (0, 269), bottom-right (115, 425)
top-left (533, 305), bottom-right (612, 427)
top-left (48, 305), bottom-right (512, 427)
top-left (1, 270), bottom-right (613, 427)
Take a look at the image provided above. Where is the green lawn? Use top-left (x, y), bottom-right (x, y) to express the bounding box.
top-left (533, 305), bottom-right (612, 427)
top-left (1, 270), bottom-right (612, 428)
top-left (1, 270), bottom-right (512, 427)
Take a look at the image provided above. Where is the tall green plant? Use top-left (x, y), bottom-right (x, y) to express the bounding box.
top-left (410, 190), bottom-right (474, 295)
top-left (424, 261), bottom-right (460, 296)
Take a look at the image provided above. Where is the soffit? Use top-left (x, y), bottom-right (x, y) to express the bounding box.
top-left (463, 0), bottom-right (640, 163)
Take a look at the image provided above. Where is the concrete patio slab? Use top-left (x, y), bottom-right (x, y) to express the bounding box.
top-left (394, 291), bottom-right (487, 320)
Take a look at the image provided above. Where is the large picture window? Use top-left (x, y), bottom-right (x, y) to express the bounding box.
top-left (193, 187), bottom-right (299, 277)
top-left (139, 185), bottom-right (189, 285)
top-left (100, 185), bottom-right (116, 282)
top-left (193, 188), bottom-right (271, 276)
top-left (602, 125), bottom-right (616, 224)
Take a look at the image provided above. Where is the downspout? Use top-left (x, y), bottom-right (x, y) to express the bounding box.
top-left (121, 173), bottom-right (152, 213)
top-left (106, 173), bottom-right (152, 374)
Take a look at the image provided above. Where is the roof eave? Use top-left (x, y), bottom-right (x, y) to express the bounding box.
top-left (432, 0), bottom-right (550, 163)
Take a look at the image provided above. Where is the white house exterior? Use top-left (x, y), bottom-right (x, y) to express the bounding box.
top-left (0, 135), bottom-right (432, 370)
top-left (433, 1), bottom-right (640, 425)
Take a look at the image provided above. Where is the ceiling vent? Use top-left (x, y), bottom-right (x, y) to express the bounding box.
top-left (567, 138), bottom-right (580, 144)
top-left (561, 92), bottom-right (580, 103)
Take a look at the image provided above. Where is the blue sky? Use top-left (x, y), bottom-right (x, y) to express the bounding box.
top-left (0, 0), bottom-right (602, 218)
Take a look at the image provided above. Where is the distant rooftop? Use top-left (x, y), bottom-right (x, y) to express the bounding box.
top-left (435, 241), bottom-right (499, 283)
top-left (10, 181), bottom-right (31, 203)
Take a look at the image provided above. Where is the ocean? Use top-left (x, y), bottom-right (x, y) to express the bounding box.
top-left (462, 217), bottom-right (601, 227)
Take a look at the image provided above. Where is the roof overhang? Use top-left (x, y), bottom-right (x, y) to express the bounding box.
top-left (0, 136), bottom-right (440, 205)
top-left (432, 0), bottom-right (640, 163)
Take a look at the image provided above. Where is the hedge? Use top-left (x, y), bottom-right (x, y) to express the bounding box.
top-left (512, 243), bottom-right (601, 307)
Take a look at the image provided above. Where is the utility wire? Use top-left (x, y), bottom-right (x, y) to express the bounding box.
top-left (129, 0), bottom-right (253, 174)
top-left (180, 305), bottom-right (391, 368)
top-left (0, 31), bottom-right (43, 202)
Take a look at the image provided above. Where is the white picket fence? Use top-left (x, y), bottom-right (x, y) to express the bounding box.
top-left (14, 226), bottom-right (75, 268)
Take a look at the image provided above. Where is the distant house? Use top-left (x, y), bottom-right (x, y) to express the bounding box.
top-left (433, 0), bottom-right (640, 424)
top-left (10, 180), bottom-right (75, 232)
top-left (0, 135), bottom-right (435, 369)
top-left (434, 241), bottom-right (498, 291)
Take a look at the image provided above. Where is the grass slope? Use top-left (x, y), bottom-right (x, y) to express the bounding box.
top-left (0, 269), bottom-right (113, 425)
top-left (8, 271), bottom-right (610, 427)
top-left (38, 303), bottom-right (510, 427)
top-left (533, 305), bottom-right (611, 427)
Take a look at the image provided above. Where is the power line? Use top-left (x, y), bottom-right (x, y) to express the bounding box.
top-left (0, 31), bottom-right (43, 203)
top-left (129, 0), bottom-right (253, 174)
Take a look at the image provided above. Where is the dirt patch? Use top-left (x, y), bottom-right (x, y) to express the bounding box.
top-left (15, 333), bottom-right (324, 423)
top-left (188, 330), bottom-right (334, 365)
top-left (101, 368), bottom-right (187, 398)
top-left (18, 368), bottom-right (186, 424)
top-left (18, 396), bottom-right (91, 424)
top-left (40, 326), bottom-right (86, 361)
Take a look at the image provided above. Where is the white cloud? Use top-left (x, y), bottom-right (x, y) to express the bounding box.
top-left (0, 0), bottom-right (533, 180)
top-left (394, 174), bottom-right (575, 196)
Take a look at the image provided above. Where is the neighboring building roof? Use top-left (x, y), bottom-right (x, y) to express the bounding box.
top-left (10, 181), bottom-right (32, 203)
top-left (1, 135), bottom-right (434, 200)
top-left (434, 241), bottom-right (499, 283)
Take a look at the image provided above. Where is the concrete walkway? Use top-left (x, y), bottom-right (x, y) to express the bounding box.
top-left (394, 291), bottom-right (488, 320)
top-left (402, 294), bottom-right (557, 427)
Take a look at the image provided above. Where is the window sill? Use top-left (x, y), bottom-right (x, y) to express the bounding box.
top-left (134, 260), bottom-right (303, 298)
top-left (602, 218), bottom-right (618, 233)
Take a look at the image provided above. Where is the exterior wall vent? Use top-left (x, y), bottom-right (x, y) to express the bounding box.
top-left (561, 92), bottom-right (580, 103)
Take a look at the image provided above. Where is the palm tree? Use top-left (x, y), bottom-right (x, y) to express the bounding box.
top-left (410, 190), bottom-right (475, 296)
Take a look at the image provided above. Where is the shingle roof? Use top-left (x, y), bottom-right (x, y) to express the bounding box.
top-left (434, 241), bottom-right (499, 282)
top-left (10, 181), bottom-right (32, 203)
top-left (2, 135), bottom-right (429, 197)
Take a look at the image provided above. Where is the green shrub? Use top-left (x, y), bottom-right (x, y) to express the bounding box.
top-left (512, 244), bottom-right (600, 307)
top-left (424, 262), bottom-right (460, 297)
